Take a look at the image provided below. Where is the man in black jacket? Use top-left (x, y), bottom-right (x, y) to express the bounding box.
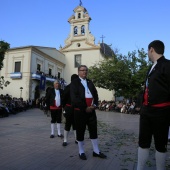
top-left (137, 40), bottom-right (170, 170)
top-left (46, 80), bottom-right (63, 138)
top-left (70, 65), bottom-right (106, 160)
top-left (62, 74), bottom-right (79, 146)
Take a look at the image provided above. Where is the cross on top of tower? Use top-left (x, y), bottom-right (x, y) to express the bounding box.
top-left (100, 35), bottom-right (105, 43)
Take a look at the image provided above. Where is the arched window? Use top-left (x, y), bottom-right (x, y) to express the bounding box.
top-left (81, 25), bottom-right (85, 35)
top-left (78, 13), bottom-right (81, 19)
top-left (74, 26), bottom-right (78, 36)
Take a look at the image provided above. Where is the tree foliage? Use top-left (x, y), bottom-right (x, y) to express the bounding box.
top-left (0, 76), bottom-right (10, 89)
top-left (88, 48), bottom-right (152, 99)
top-left (0, 40), bottom-right (10, 70)
top-left (0, 40), bottom-right (10, 89)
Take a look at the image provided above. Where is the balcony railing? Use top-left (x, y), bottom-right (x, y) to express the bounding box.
top-left (31, 73), bottom-right (57, 82)
top-left (31, 72), bottom-right (66, 83)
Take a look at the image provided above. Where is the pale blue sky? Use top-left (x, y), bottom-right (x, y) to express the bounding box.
top-left (1, 0), bottom-right (170, 59)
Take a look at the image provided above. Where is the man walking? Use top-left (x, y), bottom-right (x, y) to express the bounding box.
top-left (137, 40), bottom-right (170, 170)
top-left (46, 80), bottom-right (63, 138)
top-left (70, 65), bottom-right (107, 160)
top-left (62, 74), bottom-right (79, 146)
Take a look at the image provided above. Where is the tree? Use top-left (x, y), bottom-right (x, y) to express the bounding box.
top-left (0, 40), bottom-right (10, 89)
top-left (88, 48), bottom-right (151, 100)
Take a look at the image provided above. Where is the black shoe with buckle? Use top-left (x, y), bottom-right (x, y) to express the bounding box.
top-left (62, 142), bottom-right (67, 146)
top-left (79, 153), bottom-right (87, 160)
top-left (50, 135), bottom-right (54, 138)
top-left (58, 134), bottom-right (63, 138)
top-left (93, 152), bottom-right (107, 159)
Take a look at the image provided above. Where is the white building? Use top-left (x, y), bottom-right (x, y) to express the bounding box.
top-left (0, 46), bottom-right (65, 100)
top-left (1, 5), bottom-right (114, 101)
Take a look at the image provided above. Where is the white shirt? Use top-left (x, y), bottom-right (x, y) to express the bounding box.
top-left (146, 61), bottom-right (157, 87)
top-left (55, 89), bottom-right (60, 107)
top-left (149, 61), bottom-right (157, 75)
top-left (79, 77), bottom-right (93, 98)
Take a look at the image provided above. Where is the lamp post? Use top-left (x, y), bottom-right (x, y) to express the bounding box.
top-left (20, 87), bottom-right (23, 98)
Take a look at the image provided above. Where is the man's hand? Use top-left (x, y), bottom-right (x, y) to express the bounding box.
top-left (86, 106), bottom-right (96, 112)
top-left (89, 105), bottom-right (96, 110)
top-left (86, 107), bottom-right (93, 112)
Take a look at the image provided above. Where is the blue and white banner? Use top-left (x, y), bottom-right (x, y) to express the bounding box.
top-left (39, 75), bottom-right (46, 91)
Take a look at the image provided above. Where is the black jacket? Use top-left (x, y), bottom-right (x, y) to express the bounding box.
top-left (143, 56), bottom-right (170, 105)
top-left (62, 84), bottom-right (71, 107)
top-left (46, 88), bottom-right (63, 107)
top-left (70, 78), bottom-right (98, 111)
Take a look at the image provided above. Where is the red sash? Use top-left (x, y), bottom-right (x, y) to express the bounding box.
top-left (143, 88), bottom-right (170, 107)
top-left (152, 102), bottom-right (170, 107)
top-left (74, 98), bottom-right (93, 111)
top-left (50, 100), bottom-right (61, 110)
top-left (143, 87), bottom-right (148, 105)
top-left (86, 98), bottom-right (93, 107)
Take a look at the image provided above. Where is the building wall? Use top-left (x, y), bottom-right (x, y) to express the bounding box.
top-left (1, 47), bottom-right (65, 101)
top-left (63, 48), bottom-right (114, 101)
top-left (0, 48), bottom-right (31, 99)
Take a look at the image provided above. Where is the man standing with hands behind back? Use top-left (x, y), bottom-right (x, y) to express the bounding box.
top-left (70, 65), bottom-right (107, 160)
top-left (137, 40), bottom-right (170, 170)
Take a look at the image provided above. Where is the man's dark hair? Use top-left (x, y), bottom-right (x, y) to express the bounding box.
top-left (148, 40), bottom-right (165, 55)
top-left (71, 74), bottom-right (78, 81)
top-left (78, 65), bottom-right (88, 71)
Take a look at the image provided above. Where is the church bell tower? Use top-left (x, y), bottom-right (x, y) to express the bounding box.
top-left (61, 5), bottom-right (97, 50)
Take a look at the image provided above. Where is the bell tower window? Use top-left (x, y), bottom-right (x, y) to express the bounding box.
top-left (74, 26), bottom-right (78, 36)
top-left (78, 13), bottom-right (81, 19)
top-left (81, 25), bottom-right (85, 35)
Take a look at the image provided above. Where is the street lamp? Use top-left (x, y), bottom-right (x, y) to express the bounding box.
top-left (20, 87), bottom-right (23, 98)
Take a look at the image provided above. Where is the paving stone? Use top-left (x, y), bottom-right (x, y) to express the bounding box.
top-left (0, 109), bottom-right (170, 170)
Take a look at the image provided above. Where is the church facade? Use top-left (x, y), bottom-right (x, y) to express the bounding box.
top-left (1, 5), bottom-right (114, 101)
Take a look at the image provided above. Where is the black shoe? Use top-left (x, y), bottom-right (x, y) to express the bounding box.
top-left (75, 140), bottom-right (78, 144)
top-left (93, 152), bottom-right (107, 159)
top-left (50, 135), bottom-right (54, 138)
top-left (62, 142), bottom-right (67, 146)
top-left (79, 153), bottom-right (87, 160)
top-left (58, 134), bottom-right (63, 138)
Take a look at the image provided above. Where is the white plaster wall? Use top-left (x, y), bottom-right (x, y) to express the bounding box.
top-left (1, 49), bottom-right (31, 100)
top-left (31, 51), bottom-right (64, 78)
top-left (63, 48), bottom-right (113, 101)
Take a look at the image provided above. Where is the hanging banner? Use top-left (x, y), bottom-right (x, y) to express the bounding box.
top-left (39, 75), bottom-right (46, 91)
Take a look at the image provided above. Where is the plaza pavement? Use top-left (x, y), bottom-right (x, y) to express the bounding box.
top-left (0, 108), bottom-right (170, 170)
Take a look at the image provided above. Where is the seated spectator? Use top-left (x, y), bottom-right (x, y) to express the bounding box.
top-left (0, 102), bottom-right (9, 117)
top-left (115, 101), bottom-right (123, 112)
top-left (120, 103), bottom-right (127, 113)
top-left (127, 102), bottom-right (135, 114)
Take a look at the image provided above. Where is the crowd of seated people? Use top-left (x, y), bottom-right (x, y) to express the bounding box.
top-left (34, 96), bottom-right (50, 116)
top-left (98, 99), bottom-right (141, 114)
top-left (0, 94), bottom-right (34, 118)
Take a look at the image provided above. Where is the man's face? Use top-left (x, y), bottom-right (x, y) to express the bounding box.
top-left (54, 82), bottom-right (60, 89)
top-left (78, 66), bottom-right (88, 79)
top-left (148, 47), bottom-right (154, 62)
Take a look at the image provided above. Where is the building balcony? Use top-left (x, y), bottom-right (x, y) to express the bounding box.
top-left (31, 72), bottom-right (67, 89)
top-left (10, 72), bottom-right (22, 79)
top-left (31, 72), bottom-right (56, 82)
